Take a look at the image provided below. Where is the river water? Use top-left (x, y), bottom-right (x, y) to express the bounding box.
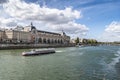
top-left (0, 46), bottom-right (120, 80)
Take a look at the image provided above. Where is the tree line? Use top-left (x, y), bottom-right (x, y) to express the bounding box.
top-left (75, 37), bottom-right (98, 45)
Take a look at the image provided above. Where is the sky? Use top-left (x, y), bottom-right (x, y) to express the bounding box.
top-left (0, 0), bottom-right (120, 42)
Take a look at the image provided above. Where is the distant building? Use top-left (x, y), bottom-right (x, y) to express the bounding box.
top-left (26, 22), bottom-right (70, 44)
top-left (0, 22), bottom-right (70, 44)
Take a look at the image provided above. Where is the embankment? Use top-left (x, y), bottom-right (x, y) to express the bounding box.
top-left (0, 43), bottom-right (75, 50)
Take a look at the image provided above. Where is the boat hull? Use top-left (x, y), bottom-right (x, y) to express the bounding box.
top-left (22, 50), bottom-right (55, 56)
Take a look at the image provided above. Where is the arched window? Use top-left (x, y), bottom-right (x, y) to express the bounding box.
top-left (61, 39), bottom-right (63, 44)
top-left (47, 39), bottom-right (50, 44)
top-left (38, 38), bottom-right (42, 43)
top-left (58, 39), bottom-right (60, 44)
top-left (43, 38), bottom-right (46, 43)
top-left (55, 39), bottom-right (57, 43)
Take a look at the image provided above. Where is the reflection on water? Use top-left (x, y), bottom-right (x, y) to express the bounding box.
top-left (0, 46), bottom-right (120, 80)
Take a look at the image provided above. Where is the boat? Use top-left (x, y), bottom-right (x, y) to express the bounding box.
top-left (22, 48), bottom-right (55, 56)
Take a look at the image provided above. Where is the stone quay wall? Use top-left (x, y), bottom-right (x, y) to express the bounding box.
top-left (0, 43), bottom-right (75, 50)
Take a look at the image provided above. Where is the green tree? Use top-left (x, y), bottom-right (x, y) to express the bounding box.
top-left (75, 37), bottom-right (79, 44)
top-left (87, 39), bottom-right (98, 44)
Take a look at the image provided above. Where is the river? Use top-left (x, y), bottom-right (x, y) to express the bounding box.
top-left (0, 45), bottom-right (120, 80)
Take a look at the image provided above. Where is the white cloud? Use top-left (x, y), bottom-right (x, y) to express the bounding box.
top-left (3, 0), bottom-right (81, 24)
top-left (105, 21), bottom-right (120, 33)
top-left (98, 21), bottom-right (120, 42)
top-left (0, 0), bottom-right (89, 37)
top-left (0, 17), bottom-right (17, 27)
top-left (49, 21), bottom-right (89, 34)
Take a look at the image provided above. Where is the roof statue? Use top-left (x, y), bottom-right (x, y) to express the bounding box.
top-left (30, 22), bottom-right (36, 30)
top-left (61, 30), bottom-right (66, 36)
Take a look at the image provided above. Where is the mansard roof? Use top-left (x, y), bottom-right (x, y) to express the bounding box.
top-left (37, 30), bottom-right (61, 35)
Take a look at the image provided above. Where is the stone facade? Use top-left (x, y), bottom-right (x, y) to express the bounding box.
top-left (3, 30), bottom-right (31, 43)
top-left (0, 23), bottom-right (70, 44)
top-left (29, 23), bottom-right (70, 44)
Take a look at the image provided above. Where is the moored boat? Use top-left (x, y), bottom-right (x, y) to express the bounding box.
top-left (22, 48), bottom-right (55, 56)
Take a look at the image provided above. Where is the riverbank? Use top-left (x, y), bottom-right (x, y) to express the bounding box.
top-left (0, 43), bottom-right (75, 50)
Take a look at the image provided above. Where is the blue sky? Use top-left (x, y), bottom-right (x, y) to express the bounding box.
top-left (0, 0), bottom-right (120, 41)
